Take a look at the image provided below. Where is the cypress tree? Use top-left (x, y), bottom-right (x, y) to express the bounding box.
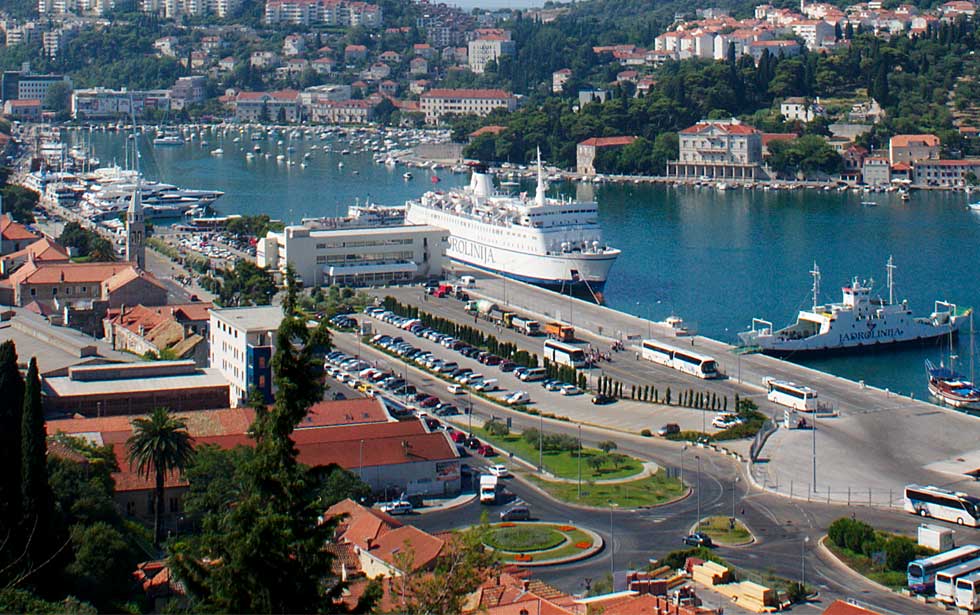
top-left (21, 357), bottom-right (53, 572)
top-left (0, 341), bottom-right (24, 577)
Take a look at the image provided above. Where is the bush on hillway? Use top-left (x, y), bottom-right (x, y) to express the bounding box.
top-left (828, 518), bottom-right (876, 553)
top-left (484, 419), bottom-right (509, 437)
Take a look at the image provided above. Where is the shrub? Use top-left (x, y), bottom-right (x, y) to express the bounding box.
top-left (484, 419), bottom-right (509, 437)
top-left (885, 536), bottom-right (918, 571)
top-left (828, 518), bottom-right (876, 553)
top-left (658, 547), bottom-right (727, 572)
top-left (640, 429), bottom-right (652, 437)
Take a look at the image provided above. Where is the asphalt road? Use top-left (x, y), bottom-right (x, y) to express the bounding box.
top-left (329, 325), bottom-right (980, 613)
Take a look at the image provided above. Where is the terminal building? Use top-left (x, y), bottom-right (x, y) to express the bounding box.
top-left (257, 224), bottom-right (448, 287)
top-left (209, 305), bottom-right (281, 407)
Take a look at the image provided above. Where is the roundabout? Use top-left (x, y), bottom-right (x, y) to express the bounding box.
top-left (477, 522), bottom-right (604, 566)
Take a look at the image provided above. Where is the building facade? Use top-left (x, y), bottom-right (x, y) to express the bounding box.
top-left (256, 224), bottom-right (448, 287)
top-left (668, 119), bottom-right (763, 179)
top-left (862, 156), bottom-right (891, 186)
top-left (467, 35), bottom-right (515, 74)
top-left (70, 88), bottom-right (172, 119)
top-left (419, 88), bottom-right (517, 125)
top-left (576, 136), bottom-right (636, 175)
top-left (234, 90), bottom-right (301, 123)
top-left (209, 305), bottom-right (281, 406)
top-left (889, 134), bottom-right (940, 165)
top-left (913, 159), bottom-right (980, 187)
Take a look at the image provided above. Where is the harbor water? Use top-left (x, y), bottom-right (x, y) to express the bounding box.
top-left (73, 128), bottom-right (980, 403)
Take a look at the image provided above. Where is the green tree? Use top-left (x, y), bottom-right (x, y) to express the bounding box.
top-left (217, 259), bottom-right (277, 306)
top-left (87, 237), bottom-right (116, 262)
top-left (126, 407), bottom-right (194, 546)
top-left (315, 464), bottom-right (372, 508)
top-left (43, 82), bottom-right (71, 116)
top-left (0, 341), bottom-right (24, 562)
top-left (64, 522), bottom-right (139, 608)
top-left (0, 185), bottom-right (38, 224)
top-left (168, 280), bottom-right (348, 613)
top-left (597, 440), bottom-right (617, 454)
top-left (21, 358), bottom-right (54, 578)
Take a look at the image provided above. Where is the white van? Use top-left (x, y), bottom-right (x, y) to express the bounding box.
top-left (519, 367), bottom-right (547, 382)
top-left (460, 275), bottom-right (477, 288)
top-left (475, 378), bottom-right (498, 392)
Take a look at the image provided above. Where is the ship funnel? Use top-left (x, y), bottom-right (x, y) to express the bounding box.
top-left (469, 166), bottom-right (493, 199)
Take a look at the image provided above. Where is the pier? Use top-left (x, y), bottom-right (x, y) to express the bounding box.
top-left (379, 266), bottom-right (980, 507)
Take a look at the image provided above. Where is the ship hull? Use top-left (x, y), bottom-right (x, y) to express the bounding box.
top-left (744, 327), bottom-right (961, 357)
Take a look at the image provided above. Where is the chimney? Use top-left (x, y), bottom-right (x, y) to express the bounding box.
top-left (366, 537), bottom-right (374, 550)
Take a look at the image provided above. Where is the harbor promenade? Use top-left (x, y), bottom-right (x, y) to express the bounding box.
top-left (387, 265), bottom-right (980, 507)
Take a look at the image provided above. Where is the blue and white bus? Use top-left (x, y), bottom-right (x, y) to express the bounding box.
top-left (907, 545), bottom-right (980, 593)
top-left (640, 340), bottom-right (720, 379)
top-left (905, 484), bottom-right (980, 527)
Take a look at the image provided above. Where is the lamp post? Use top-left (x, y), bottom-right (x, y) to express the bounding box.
top-left (577, 424), bottom-right (582, 499)
top-left (680, 445), bottom-right (688, 483)
top-left (538, 412), bottom-right (544, 471)
top-left (608, 501), bottom-right (618, 580)
top-left (732, 475), bottom-right (739, 520)
top-left (812, 410), bottom-right (817, 492)
top-left (467, 391), bottom-right (473, 432)
top-left (696, 455), bottom-right (702, 533)
top-left (801, 536), bottom-right (810, 594)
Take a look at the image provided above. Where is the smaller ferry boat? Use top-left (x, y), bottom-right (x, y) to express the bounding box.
top-left (739, 257), bottom-right (971, 355)
top-left (925, 359), bottom-right (980, 408)
top-left (153, 132), bottom-right (184, 146)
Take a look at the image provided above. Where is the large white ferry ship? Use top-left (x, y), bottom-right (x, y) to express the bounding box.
top-left (739, 258), bottom-right (971, 355)
top-left (405, 153), bottom-right (620, 298)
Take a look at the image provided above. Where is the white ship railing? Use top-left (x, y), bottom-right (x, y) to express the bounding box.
top-left (750, 318), bottom-right (773, 335)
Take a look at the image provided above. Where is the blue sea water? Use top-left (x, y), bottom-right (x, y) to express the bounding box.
top-left (74, 128), bottom-right (980, 401)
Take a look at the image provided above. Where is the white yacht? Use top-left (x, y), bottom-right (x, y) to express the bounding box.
top-left (739, 258), bottom-right (971, 355)
top-left (405, 151), bottom-right (620, 296)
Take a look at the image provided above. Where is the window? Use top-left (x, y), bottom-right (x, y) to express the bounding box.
top-left (126, 501), bottom-right (136, 516)
top-left (169, 497), bottom-right (179, 513)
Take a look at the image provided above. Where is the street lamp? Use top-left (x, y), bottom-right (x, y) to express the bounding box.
top-left (696, 455), bottom-right (702, 533)
top-left (608, 501), bottom-right (619, 580)
top-left (538, 412), bottom-right (544, 471)
top-left (577, 424), bottom-right (582, 499)
top-left (801, 536), bottom-right (810, 594)
top-left (680, 445), bottom-right (688, 483)
top-left (732, 476), bottom-right (740, 521)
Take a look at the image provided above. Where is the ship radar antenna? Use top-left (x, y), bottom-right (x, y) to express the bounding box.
top-left (886, 255), bottom-right (896, 305)
top-left (535, 147), bottom-right (546, 206)
top-left (810, 262), bottom-right (821, 310)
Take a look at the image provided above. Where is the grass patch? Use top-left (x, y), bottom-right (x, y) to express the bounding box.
top-left (699, 516), bottom-right (752, 546)
top-left (825, 541), bottom-right (909, 590)
top-left (527, 471), bottom-right (686, 508)
top-left (483, 524), bottom-right (596, 563)
top-left (485, 526), bottom-right (565, 552)
top-left (468, 425), bottom-right (642, 480)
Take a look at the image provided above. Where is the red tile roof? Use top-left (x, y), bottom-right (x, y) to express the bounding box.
top-left (822, 600), bottom-right (884, 615)
top-left (680, 121), bottom-right (759, 135)
top-left (470, 125), bottom-right (508, 137)
top-left (0, 214), bottom-right (39, 242)
top-left (579, 136), bottom-right (637, 148)
top-left (104, 267), bottom-right (167, 293)
top-left (9, 261), bottom-right (134, 286)
top-left (421, 89), bottom-right (513, 100)
top-left (890, 133), bottom-right (940, 148)
top-left (2, 237), bottom-right (68, 264)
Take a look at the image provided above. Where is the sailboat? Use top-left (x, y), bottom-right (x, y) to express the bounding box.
top-left (926, 314), bottom-right (980, 408)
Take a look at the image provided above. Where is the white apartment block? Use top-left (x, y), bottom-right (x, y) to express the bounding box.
top-left (668, 118), bottom-right (764, 179)
top-left (141, 0), bottom-right (241, 19)
top-left (257, 224), bottom-right (448, 287)
top-left (264, 0), bottom-right (381, 27)
top-left (209, 306), bottom-right (281, 407)
top-left (789, 19), bottom-right (835, 49)
top-left (419, 88), bottom-right (517, 125)
top-left (467, 36), bottom-right (515, 74)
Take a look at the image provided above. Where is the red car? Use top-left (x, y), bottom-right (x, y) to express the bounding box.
top-left (451, 431), bottom-right (467, 443)
top-left (420, 396), bottom-right (440, 408)
top-left (477, 444), bottom-right (496, 457)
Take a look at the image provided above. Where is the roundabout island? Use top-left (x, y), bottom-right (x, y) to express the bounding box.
top-left (477, 521), bottom-right (604, 566)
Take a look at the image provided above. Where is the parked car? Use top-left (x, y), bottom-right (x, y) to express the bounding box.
top-left (506, 391), bottom-right (530, 405)
top-left (657, 423), bottom-right (681, 437)
top-left (451, 431), bottom-right (467, 443)
top-left (591, 394), bottom-right (616, 405)
top-left (477, 444), bottom-right (496, 457)
top-left (560, 385), bottom-right (581, 396)
top-left (420, 396), bottom-right (440, 408)
top-left (465, 436), bottom-right (481, 450)
top-left (447, 383), bottom-right (465, 395)
top-left (499, 361), bottom-right (516, 372)
top-left (500, 505), bottom-right (531, 521)
top-left (683, 531), bottom-right (714, 548)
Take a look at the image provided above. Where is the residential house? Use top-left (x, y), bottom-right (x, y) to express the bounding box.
top-left (576, 136), bottom-right (636, 175)
top-left (409, 56), bottom-right (428, 75)
top-left (748, 39), bottom-right (802, 63)
top-left (312, 56), bottom-right (336, 74)
top-left (761, 132), bottom-right (798, 157)
top-left (344, 44), bottom-right (368, 63)
top-left (378, 80), bottom-right (397, 96)
top-left (467, 33), bottom-right (515, 74)
top-left (0, 236), bottom-right (68, 275)
top-left (209, 305), bottom-right (280, 405)
top-left (170, 76), bottom-right (207, 110)
top-left (154, 36), bottom-right (178, 57)
top-left (379, 50), bottom-right (401, 64)
top-left (234, 90), bottom-right (301, 122)
top-left (862, 156), bottom-right (891, 186)
top-left (668, 118), bottom-right (763, 179)
top-left (1, 214), bottom-right (39, 256)
top-left (789, 19), bottom-right (835, 48)
top-left (842, 144), bottom-right (868, 181)
top-left (250, 51), bottom-right (281, 69)
top-left (889, 134), bottom-right (940, 165)
top-left (413, 43), bottom-right (435, 59)
top-left (552, 68), bottom-right (571, 93)
top-left (913, 159), bottom-right (980, 187)
top-left (283, 33), bottom-right (306, 56)
top-left (780, 97), bottom-right (825, 122)
top-left (217, 56), bottom-right (236, 71)
top-left (0, 261), bottom-right (167, 308)
top-left (103, 302), bottom-right (212, 365)
top-left (3, 99), bottom-right (41, 121)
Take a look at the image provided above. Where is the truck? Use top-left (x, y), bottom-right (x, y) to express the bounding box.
top-left (511, 316), bottom-right (541, 336)
top-left (543, 322), bottom-right (575, 342)
top-left (919, 524), bottom-right (955, 552)
top-left (433, 283), bottom-right (453, 298)
top-left (469, 299), bottom-right (499, 317)
top-left (479, 474), bottom-right (499, 504)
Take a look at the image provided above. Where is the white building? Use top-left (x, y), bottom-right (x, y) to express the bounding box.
top-left (668, 118), bottom-right (764, 179)
top-left (209, 305), bottom-right (281, 407)
top-left (552, 68), bottom-right (571, 93)
top-left (467, 35), bottom-right (515, 74)
top-left (256, 224), bottom-right (449, 287)
top-left (419, 88), bottom-right (517, 125)
top-left (780, 97), bottom-right (825, 122)
top-left (70, 88), bottom-right (171, 119)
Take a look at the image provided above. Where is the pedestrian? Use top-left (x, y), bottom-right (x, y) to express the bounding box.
top-left (635, 351), bottom-right (640, 360)
top-left (691, 338), bottom-right (695, 347)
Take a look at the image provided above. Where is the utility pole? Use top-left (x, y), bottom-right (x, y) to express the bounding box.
top-left (801, 536), bottom-right (810, 593)
top-left (538, 412), bottom-right (544, 471)
top-left (732, 475), bottom-right (739, 520)
top-left (577, 424), bottom-right (582, 499)
top-left (812, 410), bottom-right (817, 491)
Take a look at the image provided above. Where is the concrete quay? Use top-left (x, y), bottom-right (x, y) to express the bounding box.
top-left (379, 266), bottom-right (980, 506)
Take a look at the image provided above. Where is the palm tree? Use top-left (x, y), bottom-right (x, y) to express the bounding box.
top-left (127, 407), bottom-right (194, 546)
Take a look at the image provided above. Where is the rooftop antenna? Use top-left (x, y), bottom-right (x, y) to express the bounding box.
top-left (535, 146), bottom-right (546, 206)
top-left (810, 262), bottom-right (821, 310)
top-left (886, 255), bottom-right (895, 306)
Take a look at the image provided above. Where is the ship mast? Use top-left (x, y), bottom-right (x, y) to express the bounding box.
top-left (535, 147), bottom-right (546, 207)
top-left (886, 255), bottom-right (895, 305)
top-left (810, 262), bottom-right (821, 310)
